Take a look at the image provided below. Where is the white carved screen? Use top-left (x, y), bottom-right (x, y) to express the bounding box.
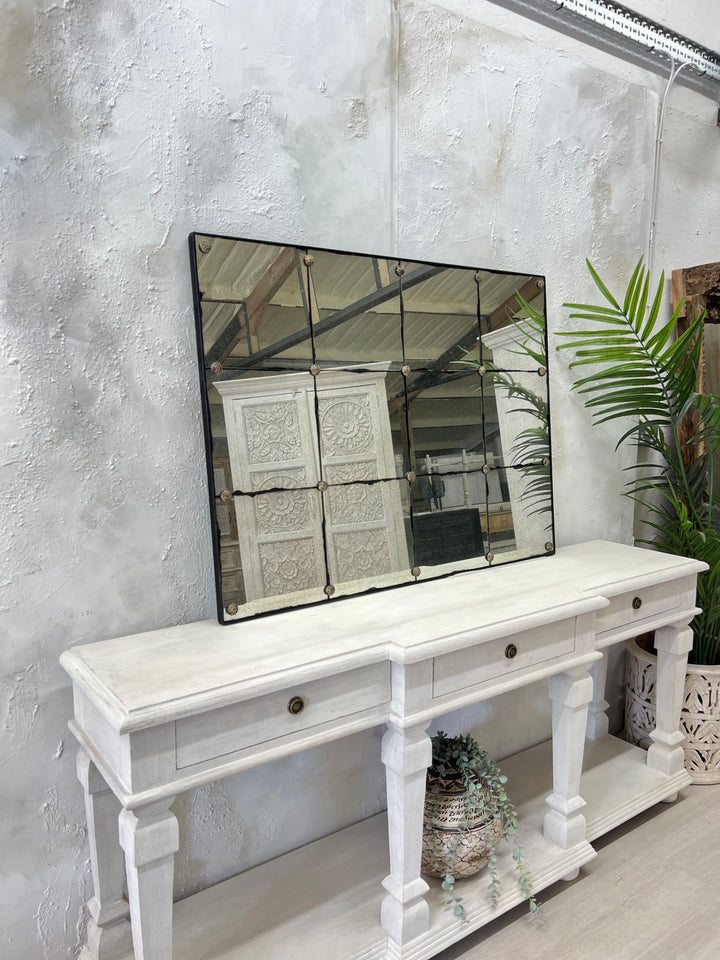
top-left (214, 378), bottom-right (325, 601)
top-left (215, 369), bottom-right (408, 601)
top-left (317, 371), bottom-right (408, 588)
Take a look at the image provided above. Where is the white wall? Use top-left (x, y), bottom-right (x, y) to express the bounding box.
top-left (1, 1), bottom-right (718, 956)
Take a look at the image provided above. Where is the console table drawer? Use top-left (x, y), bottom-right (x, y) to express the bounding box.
top-left (596, 583), bottom-right (682, 637)
top-left (175, 661), bottom-right (391, 769)
top-left (432, 621), bottom-right (576, 698)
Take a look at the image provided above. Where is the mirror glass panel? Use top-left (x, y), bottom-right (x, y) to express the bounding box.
top-left (190, 233), bottom-right (553, 623)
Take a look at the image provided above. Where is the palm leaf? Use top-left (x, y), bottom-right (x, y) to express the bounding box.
top-left (560, 258), bottom-right (720, 664)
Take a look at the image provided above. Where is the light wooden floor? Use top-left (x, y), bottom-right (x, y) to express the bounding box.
top-left (436, 784), bottom-right (720, 960)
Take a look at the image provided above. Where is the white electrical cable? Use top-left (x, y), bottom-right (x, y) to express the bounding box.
top-left (647, 59), bottom-right (692, 281)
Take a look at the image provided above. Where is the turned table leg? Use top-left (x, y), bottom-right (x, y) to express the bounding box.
top-left (76, 749), bottom-right (133, 960)
top-left (544, 667), bottom-right (594, 860)
top-left (586, 648), bottom-right (610, 740)
top-left (381, 720), bottom-right (432, 946)
top-left (647, 622), bottom-right (693, 782)
top-left (119, 799), bottom-right (179, 960)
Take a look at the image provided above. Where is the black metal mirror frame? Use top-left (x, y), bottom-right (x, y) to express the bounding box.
top-left (189, 232), bottom-right (555, 625)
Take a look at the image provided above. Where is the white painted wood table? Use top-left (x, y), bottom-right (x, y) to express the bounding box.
top-left (61, 540), bottom-right (705, 960)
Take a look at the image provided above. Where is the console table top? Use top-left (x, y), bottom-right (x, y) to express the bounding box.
top-left (60, 540), bottom-right (704, 734)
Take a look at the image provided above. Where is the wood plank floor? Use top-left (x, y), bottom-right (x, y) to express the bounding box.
top-left (436, 784), bottom-right (720, 960)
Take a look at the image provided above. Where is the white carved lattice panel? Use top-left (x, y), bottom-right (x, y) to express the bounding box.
top-left (318, 395), bottom-right (374, 460)
top-left (215, 370), bottom-right (409, 605)
top-left (331, 529), bottom-right (392, 582)
top-left (250, 469), bottom-right (311, 536)
top-left (625, 642), bottom-right (720, 783)
top-left (325, 482), bottom-right (384, 527)
top-left (258, 539), bottom-right (321, 596)
top-left (317, 378), bottom-right (409, 588)
top-left (324, 461), bottom-right (378, 484)
top-left (243, 401), bottom-right (304, 465)
top-left (215, 380), bottom-right (324, 602)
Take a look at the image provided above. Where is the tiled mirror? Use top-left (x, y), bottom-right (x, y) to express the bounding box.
top-left (189, 233), bottom-right (554, 624)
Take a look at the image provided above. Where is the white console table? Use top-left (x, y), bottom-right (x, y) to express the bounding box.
top-left (61, 541), bottom-right (705, 960)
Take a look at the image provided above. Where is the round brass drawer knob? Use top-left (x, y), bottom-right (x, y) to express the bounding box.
top-left (505, 643), bottom-right (518, 659)
top-left (632, 596), bottom-right (643, 610)
top-left (288, 696), bottom-right (306, 715)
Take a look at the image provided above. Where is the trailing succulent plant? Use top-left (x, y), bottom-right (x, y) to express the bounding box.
top-left (422, 731), bottom-right (539, 921)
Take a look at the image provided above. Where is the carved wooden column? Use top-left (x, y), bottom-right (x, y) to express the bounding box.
top-left (118, 799), bottom-right (179, 960)
top-left (647, 622), bottom-right (693, 782)
top-left (381, 719), bottom-right (432, 946)
top-left (76, 749), bottom-right (133, 960)
top-left (586, 649), bottom-right (610, 740)
top-left (544, 667), bottom-right (594, 857)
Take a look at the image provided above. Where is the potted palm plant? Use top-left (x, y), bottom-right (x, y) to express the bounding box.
top-left (421, 730), bottom-right (539, 919)
top-left (558, 259), bottom-right (720, 782)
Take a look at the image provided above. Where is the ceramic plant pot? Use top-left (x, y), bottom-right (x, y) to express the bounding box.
top-left (421, 777), bottom-right (504, 878)
top-left (625, 636), bottom-right (720, 784)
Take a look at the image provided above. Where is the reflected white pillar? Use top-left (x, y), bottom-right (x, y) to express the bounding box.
top-left (482, 321), bottom-right (548, 552)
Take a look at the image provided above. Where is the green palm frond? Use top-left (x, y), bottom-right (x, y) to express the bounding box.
top-left (560, 258), bottom-right (720, 664)
top-left (488, 304), bottom-right (552, 527)
top-left (511, 426), bottom-right (552, 518)
top-left (559, 259), bottom-right (703, 449)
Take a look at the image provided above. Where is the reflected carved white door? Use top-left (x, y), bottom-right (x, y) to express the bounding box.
top-left (215, 369), bottom-right (408, 602)
top-left (215, 380), bottom-right (325, 601)
top-left (318, 378), bottom-right (407, 587)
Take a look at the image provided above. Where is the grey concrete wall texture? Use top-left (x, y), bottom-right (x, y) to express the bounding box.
top-left (1, 1), bottom-right (719, 956)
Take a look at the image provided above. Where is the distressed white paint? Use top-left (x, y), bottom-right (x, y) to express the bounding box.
top-left (2, 0), bottom-right (719, 956)
top-left (61, 540), bottom-right (700, 958)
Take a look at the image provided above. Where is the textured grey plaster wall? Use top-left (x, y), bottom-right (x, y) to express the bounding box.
top-left (1, 0), bottom-right (393, 954)
top-left (1, 0), bottom-right (719, 957)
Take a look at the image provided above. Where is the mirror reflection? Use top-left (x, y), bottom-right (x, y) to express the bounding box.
top-left (190, 233), bottom-right (553, 623)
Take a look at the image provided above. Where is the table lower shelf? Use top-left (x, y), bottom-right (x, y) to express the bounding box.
top-left (581, 736), bottom-right (691, 841)
top-left (106, 733), bottom-right (686, 960)
top-left (498, 734), bottom-right (690, 843)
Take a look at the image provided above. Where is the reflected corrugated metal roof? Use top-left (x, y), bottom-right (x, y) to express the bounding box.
top-left (195, 235), bottom-right (544, 362)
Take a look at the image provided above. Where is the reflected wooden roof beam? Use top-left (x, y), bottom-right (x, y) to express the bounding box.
top-left (231, 264), bottom-right (446, 370)
top-left (373, 258), bottom-right (391, 289)
top-left (206, 246), bottom-right (296, 365)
